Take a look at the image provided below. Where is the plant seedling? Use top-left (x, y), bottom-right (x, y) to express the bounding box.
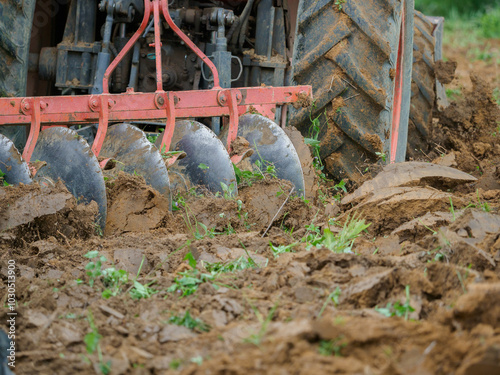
top-left (169, 311), bottom-right (210, 332)
top-left (0, 168), bottom-right (9, 186)
top-left (244, 302), bottom-right (278, 346)
top-left (334, 0), bottom-right (346, 12)
top-left (269, 242), bottom-right (298, 258)
top-left (84, 251), bottom-right (108, 288)
top-left (167, 253), bottom-right (216, 297)
top-left (203, 253), bottom-right (260, 276)
top-left (317, 287), bottom-right (342, 318)
top-left (84, 310), bottom-right (111, 374)
top-left (375, 285), bottom-right (415, 321)
top-left (318, 336), bottom-right (347, 356)
top-left (375, 151), bottom-right (387, 163)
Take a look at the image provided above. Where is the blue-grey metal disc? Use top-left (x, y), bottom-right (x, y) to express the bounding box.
top-left (220, 114), bottom-right (305, 196)
top-left (155, 120), bottom-right (237, 196)
top-left (31, 127), bottom-right (107, 227)
top-left (0, 133), bottom-right (32, 185)
top-left (101, 123), bottom-right (171, 201)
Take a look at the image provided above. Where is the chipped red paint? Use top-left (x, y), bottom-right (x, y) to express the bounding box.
top-left (390, 2), bottom-right (405, 164)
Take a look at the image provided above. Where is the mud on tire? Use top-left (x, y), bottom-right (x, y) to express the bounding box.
top-left (290, 0), bottom-right (414, 183)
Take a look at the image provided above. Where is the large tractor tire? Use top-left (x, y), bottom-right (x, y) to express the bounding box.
top-left (0, 0), bottom-right (37, 148)
top-left (290, 0), bottom-right (414, 183)
top-left (407, 11), bottom-right (446, 160)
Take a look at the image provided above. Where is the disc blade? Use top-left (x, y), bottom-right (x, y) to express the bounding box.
top-left (220, 114), bottom-right (305, 196)
top-left (155, 120), bottom-right (237, 195)
top-left (100, 123), bottom-right (171, 199)
top-left (32, 127), bottom-right (107, 227)
top-left (0, 134), bottom-right (32, 185)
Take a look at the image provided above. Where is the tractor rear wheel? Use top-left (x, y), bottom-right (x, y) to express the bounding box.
top-left (407, 11), bottom-right (446, 160)
top-left (290, 0), bottom-right (414, 183)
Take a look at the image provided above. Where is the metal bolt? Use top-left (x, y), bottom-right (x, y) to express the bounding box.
top-left (108, 99), bottom-right (114, 108)
top-left (90, 99), bottom-right (98, 107)
top-left (219, 95), bottom-right (226, 103)
top-left (23, 102), bottom-right (31, 111)
top-left (40, 101), bottom-right (47, 109)
top-left (157, 96), bottom-right (165, 105)
top-left (236, 93), bottom-right (241, 101)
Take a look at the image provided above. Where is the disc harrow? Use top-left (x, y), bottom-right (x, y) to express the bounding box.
top-left (0, 0), bottom-right (312, 229)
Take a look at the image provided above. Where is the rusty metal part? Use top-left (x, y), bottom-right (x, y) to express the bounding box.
top-left (0, 134), bottom-right (32, 185)
top-left (31, 127), bottom-right (107, 227)
top-left (155, 120), bottom-right (236, 195)
top-left (100, 123), bottom-right (171, 199)
top-left (220, 114), bottom-right (306, 197)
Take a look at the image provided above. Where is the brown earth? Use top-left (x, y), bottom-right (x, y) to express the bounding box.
top-left (1, 38), bottom-right (500, 375)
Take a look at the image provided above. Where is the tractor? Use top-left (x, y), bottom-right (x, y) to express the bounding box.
top-left (0, 0), bottom-right (419, 226)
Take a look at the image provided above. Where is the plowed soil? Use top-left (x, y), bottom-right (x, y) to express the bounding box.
top-left (1, 48), bottom-right (500, 375)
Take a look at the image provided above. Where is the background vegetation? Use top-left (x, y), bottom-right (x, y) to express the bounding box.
top-left (415, 0), bottom-right (499, 17)
top-left (415, 0), bottom-right (500, 39)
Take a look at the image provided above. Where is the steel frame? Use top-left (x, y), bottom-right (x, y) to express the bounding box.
top-left (0, 0), bottom-right (311, 166)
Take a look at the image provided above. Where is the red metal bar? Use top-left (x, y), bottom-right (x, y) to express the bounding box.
top-left (390, 3), bottom-right (405, 164)
top-left (22, 98), bottom-right (41, 163)
top-left (91, 95), bottom-right (110, 155)
top-left (159, 92), bottom-right (177, 155)
top-left (226, 90), bottom-right (240, 155)
top-left (160, 0), bottom-right (221, 89)
top-left (102, 1), bottom-right (151, 94)
top-left (152, 0), bottom-right (164, 92)
top-left (0, 86), bottom-right (311, 126)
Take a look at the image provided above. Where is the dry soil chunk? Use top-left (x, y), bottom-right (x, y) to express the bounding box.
top-left (0, 184), bottom-right (73, 231)
top-left (158, 325), bottom-right (196, 343)
top-left (342, 162), bottom-right (476, 205)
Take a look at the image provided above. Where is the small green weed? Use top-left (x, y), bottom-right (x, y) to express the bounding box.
top-left (449, 197), bottom-right (456, 221)
top-left (167, 253), bottom-right (216, 297)
top-left (83, 251), bottom-right (108, 288)
top-left (236, 199), bottom-right (254, 230)
top-left (334, 0), bottom-right (346, 11)
top-left (82, 251), bottom-right (157, 300)
top-left (220, 182), bottom-right (236, 199)
top-left (84, 310), bottom-right (111, 374)
top-left (375, 285), bottom-right (415, 321)
top-left (101, 267), bottom-right (128, 299)
top-left (446, 87), bottom-right (462, 101)
top-left (203, 252), bottom-right (260, 276)
top-left (269, 242), bottom-right (298, 258)
top-left (177, 197), bottom-right (216, 239)
top-left (129, 280), bottom-right (158, 300)
top-left (0, 168), bottom-right (9, 186)
top-left (244, 303), bottom-right (278, 346)
top-left (476, 190), bottom-right (491, 212)
top-left (169, 311), bottom-right (210, 332)
top-left (318, 336), bottom-right (347, 356)
top-left (170, 359), bottom-right (182, 370)
top-left (302, 213), bottom-right (370, 253)
top-left (375, 152), bottom-right (387, 163)
top-left (493, 88), bottom-right (500, 107)
top-left (317, 287), bottom-right (342, 318)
